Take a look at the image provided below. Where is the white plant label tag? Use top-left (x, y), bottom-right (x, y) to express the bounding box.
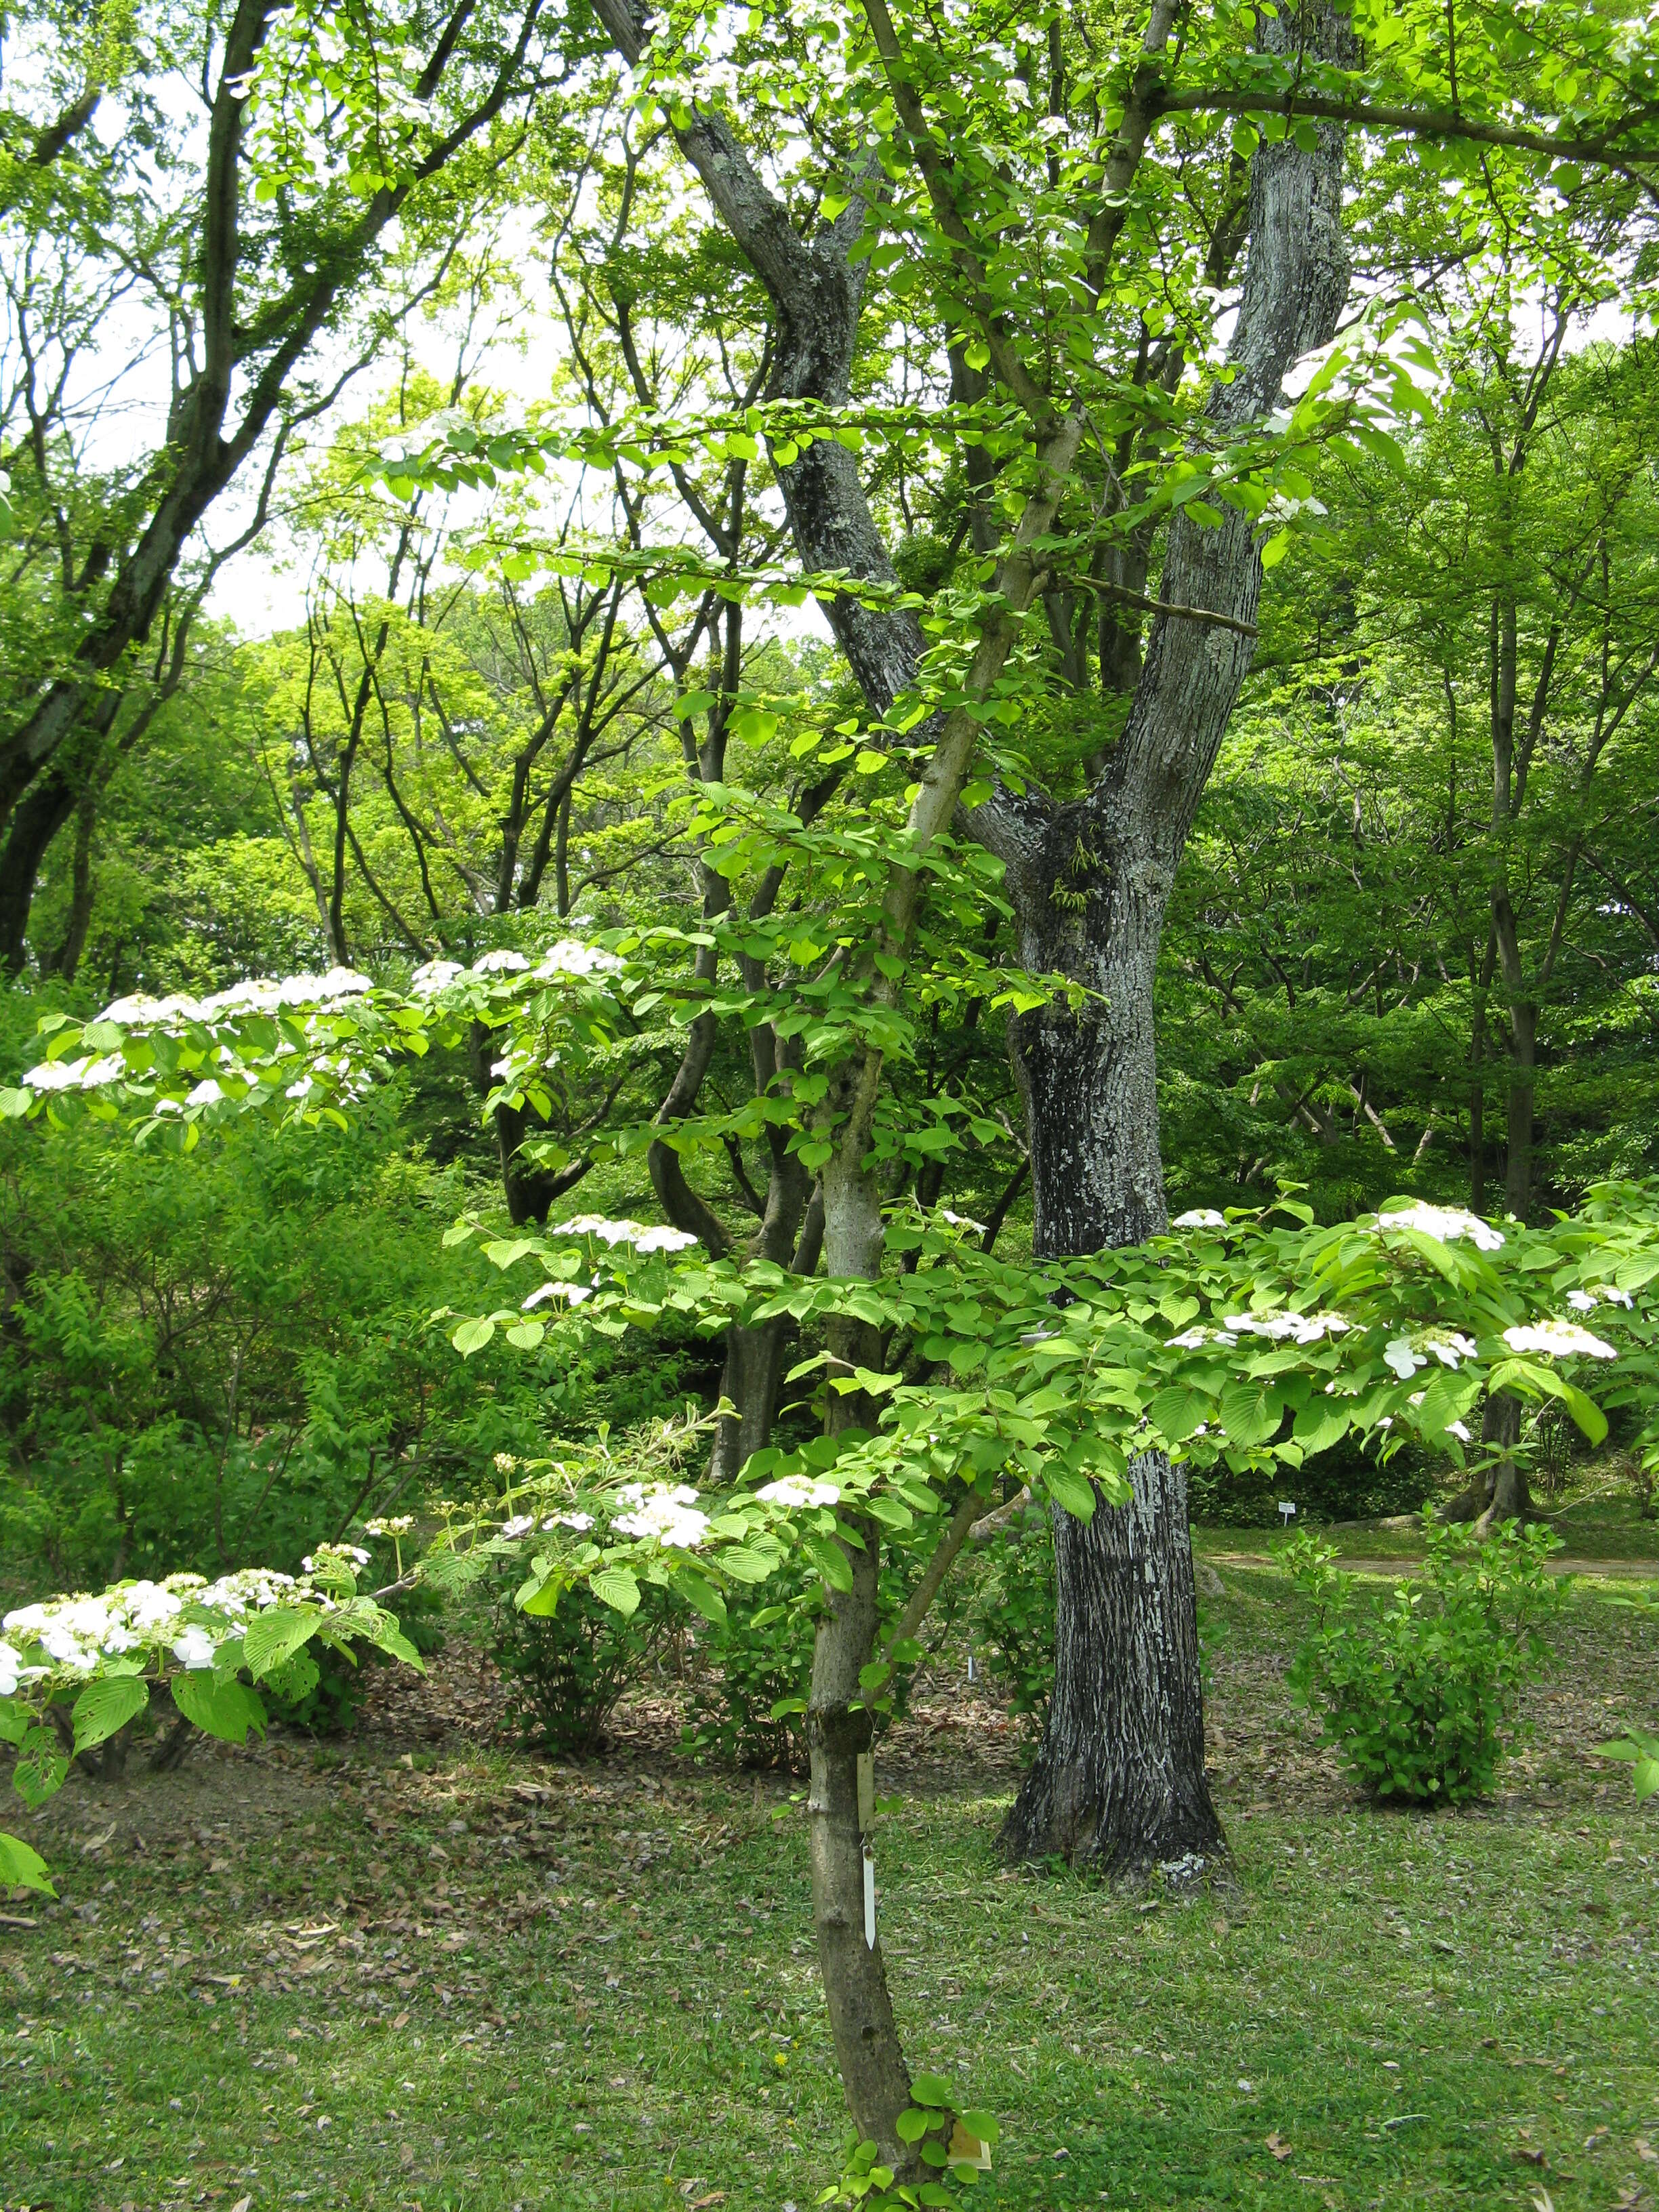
top-left (863, 1841), bottom-right (877, 1950)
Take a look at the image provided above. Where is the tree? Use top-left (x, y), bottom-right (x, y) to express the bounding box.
top-left (549, 0), bottom-right (1659, 1889)
top-left (0, 0), bottom-right (580, 961)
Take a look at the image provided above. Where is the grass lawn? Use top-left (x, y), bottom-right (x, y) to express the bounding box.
top-left (4, 1515), bottom-right (1658, 2212)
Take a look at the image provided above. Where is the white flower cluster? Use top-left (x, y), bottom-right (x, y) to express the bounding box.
top-left (546, 1509), bottom-right (594, 1532)
top-left (1, 1568), bottom-right (299, 1679)
top-left (612, 1482), bottom-right (709, 1547)
top-left (1172, 1208), bottom-right (1227, 1229)
top-left (536, 939), bottom-right (623, 979)
top-left (523, 1279), bottom-right (594, 1309)
top-left (1502, 1319), bottom-right (1617, 1360)
top-left (499, 1515), bottom-right (537, 1540)
top-left (1373, 1202), bottom-right (1505, 1253)
top-left (755, 1476), bottom-right (841, 1509)
top-left (100, 970), bottom-right (373, 1027)
top-left (300, 1543), bottom-right (370, 1572)
top-left (552, 1216), bottom-right (699, 1253)
top-left (1566, 1285), bottom-right (1634, 1313)
top-left (1168, 1312), bottom-right (1347, 1351)
top-left (19, 1052), bottom-right (128, 1092)
top-left (364, 1515), bottom-right (414, 1537)
top-left (410, 941), bottom-right (622, 996)
top-left (1223, 1311), bottom-right (1349, 1346)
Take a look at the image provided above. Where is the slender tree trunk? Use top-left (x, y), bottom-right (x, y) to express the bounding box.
top-left (1504, 999), bottom-right (1536, 1221)
top-left (806, 1498), bottom-right (915, 2169)
top-left (43, 785), bottom-right (98, 981)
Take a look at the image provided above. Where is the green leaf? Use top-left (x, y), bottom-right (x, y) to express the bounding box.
top-left (1292, 1398), bottom-right (1350, 1456)
top-left (910, 2072), bottom-right (953, 2108)
top-left (72, 1674), bottom-right (148, 1754)
top-left (1043, 1467), bottom-right (1097, 1521)
top-left (243, 1605), bottom-right (319, 1681)
top-left (895, 2109), bottom-right (929, 2144)
top-left (520, 1574), bottom-right (562, 1618)
top-left (591, 1567), bottom-right (641, 1617)
top-left (1219, 1378), bottom-right (1282, 1449)
top-left (12, 1725), bottom-right (68, 1807)
top-left (452, 1315), bottom-right (496, 1357)
top-left (0, 1831), bottom-right (56, 1896)
top-left (803, 1532), bottom-right (855, 1592)
top-left (959, 2108), bottom-right (1000, 2148)
top-left (262, 1647), bottom-right (321, 1703)
top-left (171, 1673), bottom-right (267, 1745)
top-left (0, 1699), bottom-right (29, 1746)
top-left (1635, 1757), bottom-right (1659, 1804)
top-left (674, 1569), bottom-right (727, 1628)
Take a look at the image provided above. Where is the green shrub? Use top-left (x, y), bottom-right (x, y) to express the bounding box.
top-left (684, 1565), bottom-right (823, 1771)
top-left (684, 1536), bottom-right (956, 1775)
top-left (264, 1584), bottom-right (448, 1737)
top-left (966, 1504), bottom-right (1054, 1746)
top-left (488, 1571), bottom-right (684, 1755)
top-left (1285, 1515), bottom-right (1563, 1803)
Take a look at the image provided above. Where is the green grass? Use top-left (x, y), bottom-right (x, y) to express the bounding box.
top-left (5, 1557), bottom-right (1659, 2212)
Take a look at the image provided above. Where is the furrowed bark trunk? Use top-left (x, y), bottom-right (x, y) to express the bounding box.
top-left (996, 3), bottom-right (1355, 1878)
top-left (1002, 1449), bottom-right (1222, 1876)
top-left (1000, 865), bottom-right (1224, 1876)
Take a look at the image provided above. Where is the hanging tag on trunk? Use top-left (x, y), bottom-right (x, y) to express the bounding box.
top-left (862, 1841), bottom-right (877, 1950)
top-left (857, 1750), bottom-right (874, 1833)
top-left (947, 2118), bottom-right (993, 2172)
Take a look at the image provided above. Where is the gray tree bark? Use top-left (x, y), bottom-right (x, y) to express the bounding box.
top-left (986, 6), bottom-right (1357, 1875)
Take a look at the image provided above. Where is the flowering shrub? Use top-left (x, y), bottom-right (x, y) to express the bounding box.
top-left (1284, 1517), bottom-right (1564, 1803)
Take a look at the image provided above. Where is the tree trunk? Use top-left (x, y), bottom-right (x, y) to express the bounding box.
top-left (997, 16), bottom-right (1354, 1875)
top-left (1474, 1389), bottom-right (1532, 1534)
top-left (806, 1500), bottom-right (915, 2171)
top-left (1002, 1450), bottom-right (1223, 1877)
top-left (1000, 840), bottom-right (1224, 1875)
top-left (43, 783), bottom-right (98, 981)
top-left (1504, 999), bottom-right (1536, 1222)
top-left (0, 764), bottom-right (79, 971)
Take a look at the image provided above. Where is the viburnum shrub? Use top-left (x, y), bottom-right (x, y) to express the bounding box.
top-left (1284, 1517), bottom-right (1565, 1803)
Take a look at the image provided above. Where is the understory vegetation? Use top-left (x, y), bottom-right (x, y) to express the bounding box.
top-left (7, 1533), bottom-right (1658, 2212)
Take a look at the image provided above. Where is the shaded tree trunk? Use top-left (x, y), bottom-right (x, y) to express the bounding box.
top-left (0, 766), bottom-right (78, 972)
top-left (1441, 1388), bottom-right (1533, 1530)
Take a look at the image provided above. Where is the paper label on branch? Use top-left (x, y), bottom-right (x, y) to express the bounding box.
top-left (947, 2118), bottom-right (993, 2172)
top-left (857, 1749), bottom-right (874, 1832)
top-left (863, 1841), bottom-right (876, 1951)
